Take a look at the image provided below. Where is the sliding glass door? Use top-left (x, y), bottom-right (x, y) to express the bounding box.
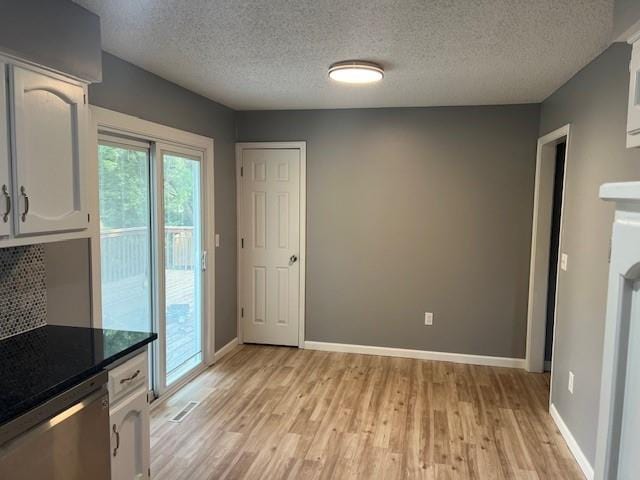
top-left (98, 139), bottom-right (153, 334)
top-left (98, 137), bottom-right (206, 397)
top-left (161, 150), bottom-right (203, 386)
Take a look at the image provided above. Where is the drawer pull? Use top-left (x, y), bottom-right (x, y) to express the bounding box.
top-left (120, 369), bottom-right (141, 384)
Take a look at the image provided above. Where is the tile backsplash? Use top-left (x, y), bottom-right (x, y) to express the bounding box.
top-left (0, 245), bottom-right (47, 340)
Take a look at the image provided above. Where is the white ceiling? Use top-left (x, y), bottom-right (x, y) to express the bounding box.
top-left (75, 0), bottom-right (614, 110)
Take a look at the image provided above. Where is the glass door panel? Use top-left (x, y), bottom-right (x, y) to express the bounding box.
top-left (162, 152), bottom-right (203, 386)
top-left (98, 141), bottom-right (152, 334)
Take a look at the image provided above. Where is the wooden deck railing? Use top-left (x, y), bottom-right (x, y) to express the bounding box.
top-left (100, 226), bottom-right (195, 282)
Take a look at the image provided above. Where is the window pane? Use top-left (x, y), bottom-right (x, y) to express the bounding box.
top-left (98, 144), bottom-right (152, 333)
top-left (163, 153), bottom-right (202, 385)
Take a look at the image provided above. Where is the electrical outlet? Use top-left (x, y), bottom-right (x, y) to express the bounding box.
top-left (568, 371), bottom-right (574, 394)
top-left (215, 234), bottom-right (221, 247)
top-left (561, 253), bottom-right (568, 271)
top-left (424, 312), bottom-right (433, 326)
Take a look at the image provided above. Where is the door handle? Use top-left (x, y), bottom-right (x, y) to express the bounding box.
top-left (202, 250), bottom-right (208, 271)
top-left (112, 424), bottom-right (120, 457)
top-left (20, 186), bottom-right (29, 222)
top-left (289, 254), bottom-right (298, 266)
top-left (1, 185), bottom-right (10, 223)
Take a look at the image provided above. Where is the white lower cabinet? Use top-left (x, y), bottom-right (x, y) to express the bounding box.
top-left (108, 352), bottom-right (150, 480)
top-left (110, 387), bottom-right (150, 480)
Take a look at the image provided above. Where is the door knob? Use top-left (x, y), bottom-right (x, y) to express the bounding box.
top-left (289, 254), bottom-right (298, 265)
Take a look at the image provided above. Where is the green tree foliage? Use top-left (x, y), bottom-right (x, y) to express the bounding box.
top-left (99, 146), bottom-right (198, 230)
top-left (99, 145), bottom-right (150, 229)
top-left (163, 154), bottom-right (197, 227)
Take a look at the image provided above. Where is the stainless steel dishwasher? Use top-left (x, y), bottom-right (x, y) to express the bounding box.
top-left (0, 371), bottom-right (110, 480)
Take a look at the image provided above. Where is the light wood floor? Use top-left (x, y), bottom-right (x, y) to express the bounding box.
top-left (150, 345), bottom-right (584, 480)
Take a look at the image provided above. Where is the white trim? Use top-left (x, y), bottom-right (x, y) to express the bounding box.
top-left (235, 142), bottom-right (307, 348)
top-left (89, 105), bottom-right (216, 394)
top-left (620, 20), bottom-right (640, 44)
top-left (214, 337), bottom-right (240, 362)
top-left (550, 404), bottom-right (594, 480)
top-left (526, 124), bottom-right (570, 375)
top-left (303, 341), bottom-right (526, 369)
top-left (91, 106), bottom-right (213, 149)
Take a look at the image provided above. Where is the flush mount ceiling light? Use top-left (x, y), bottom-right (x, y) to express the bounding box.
top-left (328, 61), bottom-right (384, 84)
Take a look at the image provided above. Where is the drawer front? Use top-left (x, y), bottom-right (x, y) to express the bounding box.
top-left (108, 352), bottom-right (147, 404)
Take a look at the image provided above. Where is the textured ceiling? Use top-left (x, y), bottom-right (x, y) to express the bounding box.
top-left (75, 0), bottom-right (614, 110)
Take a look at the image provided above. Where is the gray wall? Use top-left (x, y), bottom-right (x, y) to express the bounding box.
top-left (89, 52), bottom-right (237, 350)
top-left (540, 43), bottom-right (640, 464)
top-left (0, 0), bottom-right (101, 81)
top-left (614, 0), bottom-right (640, 41)
top-left (237, 105), bottom-right (540, 358)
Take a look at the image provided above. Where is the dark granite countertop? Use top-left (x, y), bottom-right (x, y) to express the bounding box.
top-left (0, 325), bottom-right (157, 425)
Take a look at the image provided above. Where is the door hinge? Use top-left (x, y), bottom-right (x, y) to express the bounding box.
top-left (83, 93), bottom-right (87, 104)
top-left (241, 307), bottom-right (244, 318)
top-left (241, 238), bottom-right (244, 248)
top-left (202, 250), bottom-right (208, 271)
top-left (148, 467), bottom-right (151, 478)
top-left (240, 166), bottom-right (244, 177)
top-left (87, 213), bottom-right (90, 223)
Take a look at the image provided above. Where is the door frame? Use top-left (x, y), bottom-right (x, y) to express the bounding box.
top-left (525, 124), bottom-right (570, 375)
top-left (89, 106), bottom-right (216, 399)
top-left (235, 142), bottom-right (307, 348)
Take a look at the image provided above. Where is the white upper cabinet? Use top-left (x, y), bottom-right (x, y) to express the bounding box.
top-left (9, 64), bottom-right (88, 235)
top-left (0, 62), bottom-right (11, 238)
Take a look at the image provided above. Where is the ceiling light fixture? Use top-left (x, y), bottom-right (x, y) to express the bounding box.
top-left (328, 61), bottom-right (384, 84)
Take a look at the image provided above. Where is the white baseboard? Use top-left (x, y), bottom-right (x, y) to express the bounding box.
top-left (549, 404), bottom-right (594, 480)
top-left (214, 337), bottom-right (239, 362)
top-left (303, 341), bottom-right (526, 369)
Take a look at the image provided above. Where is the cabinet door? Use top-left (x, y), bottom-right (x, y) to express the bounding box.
top-left (9, 65), bottom-right (88, 235)
top-left (0, 63), bottom-right (11, 238)
top-left (628, 42), bottom-right (640, 147)
top-left (110, 387), bottom-right (150, 480)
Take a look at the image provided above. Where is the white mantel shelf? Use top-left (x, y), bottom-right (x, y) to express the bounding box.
top-left (600, 181), bottom-right (640, 202)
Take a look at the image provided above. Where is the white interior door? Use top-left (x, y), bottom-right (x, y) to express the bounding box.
top-left (10, 65), bottom-right (87, 235)
top-left (0, 62), bottom-right (10, 237)
top-left (240, 147), bottom-right (301, 346)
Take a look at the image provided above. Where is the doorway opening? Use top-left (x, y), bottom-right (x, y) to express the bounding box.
top-left (526, 125), bottom-right (570, 375)
top-left (543, 141), bottom-right (566, 371)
